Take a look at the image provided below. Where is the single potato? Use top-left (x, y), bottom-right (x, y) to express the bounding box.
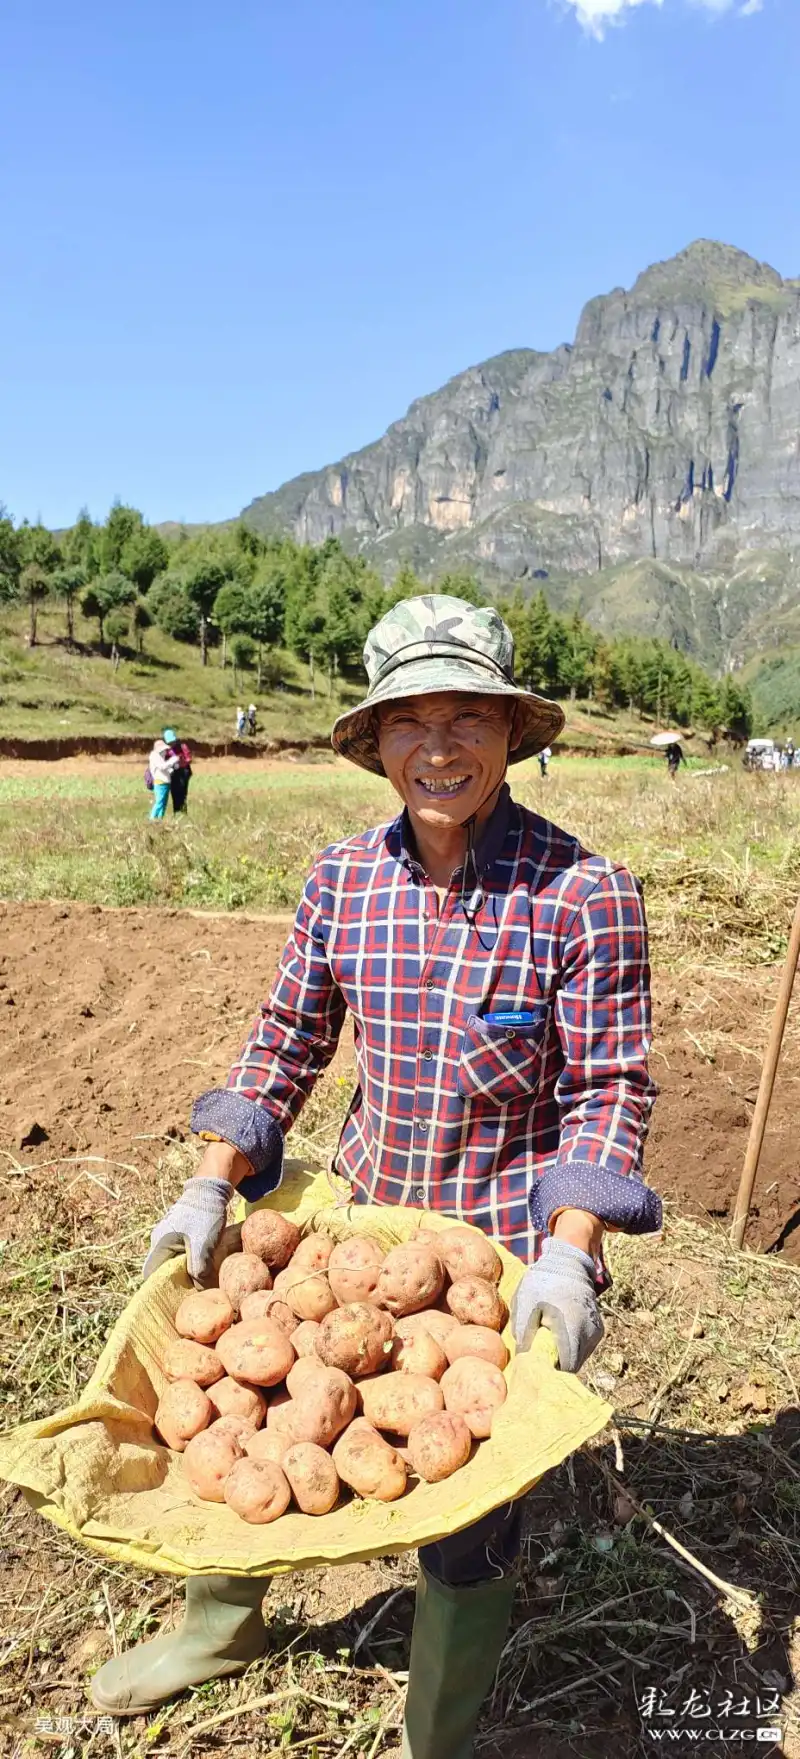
top-left (407, 1411), bottom-right (472, 1482)
top-left (443, 1326), bottom-right (510, 1371)
top-left (246, 1428), bottom-right (293, 1466)
top-left (174, 1288), bottom-right (234, 1346)
top-left (282, 1262), bottom-right (337, 1323)
top-left (360, 1371), bottom-right (444, 1437)
top-left (163, 1339), bottom-right (225, 1388)
top-left (282, 1441), bottom-right (340, 1514)
top-left (434, 1226), bottom-right (503, 1286)
top-left (291, 1235), bottom-right (334, 1273)
top-left (154, 1380), bottom-right (213, 1452)
top-left (207, 1377), bottom-right (267, 1427)
top-left (291, 1320), bottom-right (322, 1357)
top-left (183, 1428), bottom-right (243, 1501)
top-left (216, 1319), bottom-right (295, 1387)
top-left (446, 1276), bottom-right (508, 1332)
top-left (376, 1244), bottom-right (444, 1317)
top-left (391, 1328), bottom-right (447, 1380)
top-left (441, 1358), bottom-right (508, 1438)
top-left (218, 1252), bottom-right (272, 1315)
top-left (316, 1303), bottom-right (394, 1378)
top-left (224, 1457), bottom-right (291, 1524)
top-left (289, 1367), bottom-right (357, 1447)
top-left (332, 1422), bottom-right (407, 1501)
top-left (327, 1237), bottom-right (384, 1304)
top-left (241, 1211), bottom-right (301, 1270)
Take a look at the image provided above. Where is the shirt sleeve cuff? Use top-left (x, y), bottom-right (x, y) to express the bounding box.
top-left (190, 1090), bottom-right (285, 1203)
top-left (530, 1159), bottom-right (663, 1236)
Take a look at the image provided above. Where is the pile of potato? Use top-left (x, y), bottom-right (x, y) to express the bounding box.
top-left (155, 1211), bottom-right (510, 1526)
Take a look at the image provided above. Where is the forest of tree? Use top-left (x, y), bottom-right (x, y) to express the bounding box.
top-left (0, 502), bottom-right (753, 739)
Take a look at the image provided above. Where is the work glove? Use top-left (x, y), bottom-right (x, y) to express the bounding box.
top-left (510, 1237), bottom-right (603, 1373)
top-left (142, 1177), bottom-right (234, 1285)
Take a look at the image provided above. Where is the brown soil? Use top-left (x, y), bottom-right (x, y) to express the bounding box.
top-left (1, 900), bottom-right (798, 1256)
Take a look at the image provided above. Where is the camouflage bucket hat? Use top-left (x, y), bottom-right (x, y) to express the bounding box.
top-left (331, 593), bottom-right (565, 776)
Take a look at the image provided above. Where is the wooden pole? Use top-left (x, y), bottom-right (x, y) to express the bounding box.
top-left (731, 890), bottom-right (800, 1249)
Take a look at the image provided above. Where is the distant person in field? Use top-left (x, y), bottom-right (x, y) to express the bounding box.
top-left (665, 741), bottom-right (684, 780)
top-left (147, 738), bottom-right (179, 821)
top-left (247, 703), bottom-right (257, 736)
top-left (538, 744), bottom-right (551, 779)
top-left (164, 728), bottom-right (193, 814)
top-left (235, 706), bottom-right (247, 739)
top-left (786, 738), bottom-right (795, 768)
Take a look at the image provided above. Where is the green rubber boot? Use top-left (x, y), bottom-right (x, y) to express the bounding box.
top-left (90, 1575), bottom-right (269, 1717)
top-left (401, 1568), bottom-right (516, 1759)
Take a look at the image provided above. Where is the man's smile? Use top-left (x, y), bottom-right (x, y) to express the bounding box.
top-left (415, 774), bottom-right (472, 797)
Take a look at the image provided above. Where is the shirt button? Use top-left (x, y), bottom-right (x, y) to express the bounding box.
top-left (417, 1119), bottom-right (428, 1134)
top-left (425, 979), bottom-right (436, 992)
top-left (414, 1186), bottom-right (426, 1202)
top-left (422, 1048), bottom-right (434, 1061)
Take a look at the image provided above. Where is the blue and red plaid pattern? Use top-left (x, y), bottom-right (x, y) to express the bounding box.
top-left (193, 787), bottom-right (661, 1263)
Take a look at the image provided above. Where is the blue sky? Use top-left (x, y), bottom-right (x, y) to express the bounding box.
top-left (1, 0), bottom-right (797, 528)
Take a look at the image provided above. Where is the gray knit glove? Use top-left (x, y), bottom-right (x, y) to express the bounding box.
top-left (510, 1237), bottom-right (603, 1373)
top-left (142, 1177), bottom-right (234, 1285)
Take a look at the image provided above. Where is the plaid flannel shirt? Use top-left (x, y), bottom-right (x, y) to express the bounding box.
top-left (192, 785), bottom-right (661, 1262)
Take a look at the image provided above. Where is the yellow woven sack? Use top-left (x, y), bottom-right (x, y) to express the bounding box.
top-left (0, 1166), bottom-right (611, 1577)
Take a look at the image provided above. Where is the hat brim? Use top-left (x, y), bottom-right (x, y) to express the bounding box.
top-left (331, 656), bottom-right (565, 777)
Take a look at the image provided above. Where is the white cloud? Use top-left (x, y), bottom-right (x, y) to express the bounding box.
top-left (564, 0), bottom-right (760, 35)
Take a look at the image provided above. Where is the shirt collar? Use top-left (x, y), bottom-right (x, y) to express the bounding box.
top-left (385, 782), bottom-right (517, 882)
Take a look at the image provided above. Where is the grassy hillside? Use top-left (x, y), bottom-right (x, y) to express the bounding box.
top-left (0, 598), bottom-right (692, 751)
top-left (0, 600), bottom-right (360, 743)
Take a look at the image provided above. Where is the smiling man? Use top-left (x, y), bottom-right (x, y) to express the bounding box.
top-left (92, 595), bottom-right (662, 1756)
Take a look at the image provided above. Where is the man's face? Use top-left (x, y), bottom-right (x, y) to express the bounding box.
top-left (376, 691), bottom-right (522, 831)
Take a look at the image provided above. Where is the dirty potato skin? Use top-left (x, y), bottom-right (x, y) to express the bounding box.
top-left (174, 1288), bottom-right (234, 1346)
top-left (183, 1429), bottom-right (244, 1501)
top-left (327, 1237), bottom-right (384, 1304)
top-left (163, 1339), bottom-right (226, 1388)
top-left (240, 1211), bottom-right (301, 1270)
top-left (239, 1291), bottom-right (296, 1335)
top-left (391, 1327), bottom-right (447, 1380)
top-left (216, 1319), bottom-right (296, 1387)
top-left (282, 1442), bottom-right (341, 1514)
top-left (332, 1422), bottom-right (408, 1502)
top-left (445, 1276), bottom-right (508, 1332)
top-left (434, 1226), bottom-right (503, 1286)
top-left (376, 1244), bottom-right (445, 1317)
top-left (360, 1371), bottom-right (445, 1437)
top-left (223, 1458), bottom-right (292, 1524)
top-left (207, 1377), bottom-right (267, 1427)
top-left (316, 1302), bottom-right (394, 1378)
top-left (407, 1411), bottom-right (472, 1483)
top-left (443, 1326), bottom-right (510, 1371)
top-left (289, 1368), bottom-right (357, 1448)
top-left (218, 1252), bottom-right (272, 1316)
top-left (246, 1428), bottom-right (293, 1466)
top-left (291, 1320), bottom-right (322, 1357)
top-left (440, 1358), bottom-right (508, 1438)
top-left (154, 1380), bottom-right (213, 1451)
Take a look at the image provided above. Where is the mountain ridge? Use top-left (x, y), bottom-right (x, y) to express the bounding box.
top-left (239, 240), bottom-right (800, 673)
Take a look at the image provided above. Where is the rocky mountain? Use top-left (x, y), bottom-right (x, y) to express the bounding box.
top-left (241, 241), bottom-right (800, 672)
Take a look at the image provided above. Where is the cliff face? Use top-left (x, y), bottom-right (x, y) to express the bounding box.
top-left (242, 242), bottom-right (800, 591)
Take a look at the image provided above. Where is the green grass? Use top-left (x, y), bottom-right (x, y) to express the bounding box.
top-left (0, 601), bottom-right (363, 742)
top-left (2, 754), bottom-right (799, 961)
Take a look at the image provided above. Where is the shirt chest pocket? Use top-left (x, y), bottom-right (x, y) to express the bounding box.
top-left (457, 1006), bottom-right (550, 1105)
